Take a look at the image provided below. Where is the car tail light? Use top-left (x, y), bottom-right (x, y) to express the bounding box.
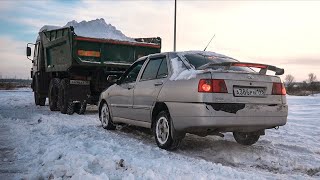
top-left (272, 82), bottom-right (286, 95)
top-left (198, 79), bottom-right (228, 93)
top-left (212, 79), bottom-right (228, 93)
top-left (198, 79), bottom-right (212, 93)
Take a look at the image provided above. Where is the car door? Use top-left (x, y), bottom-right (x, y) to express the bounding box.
top-left (109, 60), bottom-right (146, 120)
top-left (133, 55), bottom-right (169, 122)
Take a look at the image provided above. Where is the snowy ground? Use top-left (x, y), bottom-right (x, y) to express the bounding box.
top-left (0, 89), bottom-right (319, 179)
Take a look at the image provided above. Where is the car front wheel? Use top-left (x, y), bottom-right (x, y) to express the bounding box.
top-left (233, 132), bottom-right (260, 145)
top-left (100, 103), bottom-right (116, 130)
top-left (153, 111), bottom-right (183, 150)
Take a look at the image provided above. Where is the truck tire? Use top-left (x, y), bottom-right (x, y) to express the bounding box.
top-left (233, 132), bottom-right (260, 146)
top-left (58, 78), bottom-right (74, 115)
top-left (34, 91), bottom-right (46, 106)
top-left (48, 78), bottom-right (60, 111)
top-left (34, 77), bottom-right (46, 106)
top-left (75, 101), bottom-right (87, 115)
top-left (153, 111), bottom-right (183, 150)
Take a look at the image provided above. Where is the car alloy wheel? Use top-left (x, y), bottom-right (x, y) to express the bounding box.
top-left (100, 103), bottom-right (116, 130)
top-left (156, 116), bottom-right (170, 145)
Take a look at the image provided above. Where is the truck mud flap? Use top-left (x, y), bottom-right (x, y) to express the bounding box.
top-left (69, 80), bottom-right (90, 101)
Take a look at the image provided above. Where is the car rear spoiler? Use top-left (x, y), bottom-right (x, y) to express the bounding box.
top-left (198, 62), bottom-right (284, 75)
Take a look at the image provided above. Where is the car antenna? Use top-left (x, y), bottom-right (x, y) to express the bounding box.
top-left (203, 34), bottom-right (215, 51)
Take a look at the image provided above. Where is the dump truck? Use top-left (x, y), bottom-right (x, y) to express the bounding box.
top-left (26, 26), bottom-right (161, 115)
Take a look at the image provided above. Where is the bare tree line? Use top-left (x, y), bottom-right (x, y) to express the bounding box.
top-left (285, 73), bottom-right (319, 96)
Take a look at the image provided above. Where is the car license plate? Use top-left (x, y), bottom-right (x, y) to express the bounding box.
top-left (234, 87), bottom-right (266, 97)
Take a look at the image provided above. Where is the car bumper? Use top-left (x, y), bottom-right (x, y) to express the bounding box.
top-left (165, 102), bottom-right (288, 132)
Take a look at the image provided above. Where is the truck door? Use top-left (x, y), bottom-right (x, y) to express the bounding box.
top-left (133, 55), bottom-right (168, 122)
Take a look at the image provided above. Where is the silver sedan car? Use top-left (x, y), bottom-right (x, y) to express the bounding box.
top-left (99, 51), bottom-right (288, 150)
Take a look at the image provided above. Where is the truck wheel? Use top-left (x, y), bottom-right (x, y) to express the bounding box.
top-left (34, 91), bottom-right (42, 106)
top-left (75, 101), bottom-right (87, 115)
top-left (59, 78), bottom-right (74, 115)
top-left (48, 78), bottom-right (60, 111)
top-left (99, 102), bottom-right (116, 130)
top-left (67, 102), bottom-right (75, 115)
top-left (153, 111), bottom-right (183, 150)
top-left (34, 77), bottom-right (46, 106)
top-left (233, 132), bottom-right (260, 146)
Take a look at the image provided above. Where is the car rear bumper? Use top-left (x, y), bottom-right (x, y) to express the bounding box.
top-left (165, 102), bottom-right (288, 132)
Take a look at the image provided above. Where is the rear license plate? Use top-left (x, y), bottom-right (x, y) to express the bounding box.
top-left (234, 87), bottom-right (266, 97)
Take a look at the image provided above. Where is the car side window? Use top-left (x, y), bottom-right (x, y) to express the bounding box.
top-left (156, 59), bottom-right (168, 79)
top-left (140, 58), bottom-right (163, 81)
top-left (121, 60), bottom-right (145, 83)
top-left (140, 58), bottom-right (168, 81)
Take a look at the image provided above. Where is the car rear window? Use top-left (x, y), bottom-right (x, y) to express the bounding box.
top-left (184, 54), bottom-right (254, 72)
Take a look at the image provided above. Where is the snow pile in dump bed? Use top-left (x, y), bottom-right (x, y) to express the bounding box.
top-left (39, 25), bottom-right (61, 33)
top-left (1, 89), bottom-right (320, 179)
top-left (39, 18), bottom-right (134, 42)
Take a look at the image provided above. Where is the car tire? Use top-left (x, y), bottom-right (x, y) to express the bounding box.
top-left (99, 102), bottom-right (116, 130)
top-left (48, 78), bottom-right (60, 111)
top-left (58, 78), bottom-right (74, 115)
top-left (233, 132), bottom-right (260, 146)
top-left (153, 111), bottom-right (182, 150)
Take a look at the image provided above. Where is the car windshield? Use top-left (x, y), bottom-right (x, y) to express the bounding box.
top-left (184, 53), bottom-right (254, 72)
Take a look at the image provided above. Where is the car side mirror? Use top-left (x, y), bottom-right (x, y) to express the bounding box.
top-left (107, 75), bottom-right (119, 83)
top-left (26, 47), bottom-right (31, 56)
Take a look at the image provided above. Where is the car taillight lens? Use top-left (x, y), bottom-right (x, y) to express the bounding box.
top-left (198, 79), bottom-right (228, 93)
top-left (198, 79), bottom-right (212, 93)
top-left (212, 79), bottom-right (228, 93)
top-left (272, 82), bottom-right (286, 95)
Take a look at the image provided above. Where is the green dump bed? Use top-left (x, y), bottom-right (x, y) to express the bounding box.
top-left (40, 27), bottom-right (161, 72)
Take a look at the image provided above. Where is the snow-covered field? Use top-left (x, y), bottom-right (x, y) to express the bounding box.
top-left (0, 89), bottom-right (319, 179)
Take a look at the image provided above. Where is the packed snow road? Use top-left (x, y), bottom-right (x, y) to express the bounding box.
top-left (0, 89), bottom-right (319, 179)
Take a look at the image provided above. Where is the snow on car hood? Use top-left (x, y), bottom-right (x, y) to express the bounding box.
top-left (38, 18), bottom-right (134, 42)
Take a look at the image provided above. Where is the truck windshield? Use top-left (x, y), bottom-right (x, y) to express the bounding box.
top-left (184, 53), bottom-right (254, 72)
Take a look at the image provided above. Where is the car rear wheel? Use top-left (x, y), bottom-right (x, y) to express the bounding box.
top-left (100, 103), bottom-right (116, 130)
top-left (233, 132), bottom-right (260, 145)
top-left (153, 111), bottom-right (182, 150)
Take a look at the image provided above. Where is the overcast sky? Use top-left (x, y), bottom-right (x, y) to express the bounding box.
top-left (0, 0), bottom-right (319, 81)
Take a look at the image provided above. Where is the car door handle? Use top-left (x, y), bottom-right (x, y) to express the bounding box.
top-left (154, 82), bottom-right (163, 86)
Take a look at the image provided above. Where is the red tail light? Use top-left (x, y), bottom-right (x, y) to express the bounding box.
top-left (272, 82), bottom-right (286, 95)
top-left (198, 79), bottom-right (212, 93)
top-left (212, 79), bottom-right (228, 93)
top-left (198, 79), bottom-right (228, 93)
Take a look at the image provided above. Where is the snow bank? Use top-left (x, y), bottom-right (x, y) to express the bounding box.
top-left (39, 18), bottom-right (134, 42)
top-left (1, 90), bottom-right (319, 179)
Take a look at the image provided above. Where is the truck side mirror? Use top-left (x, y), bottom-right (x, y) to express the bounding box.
top-left (26, 47), bottom-right (31, 56)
